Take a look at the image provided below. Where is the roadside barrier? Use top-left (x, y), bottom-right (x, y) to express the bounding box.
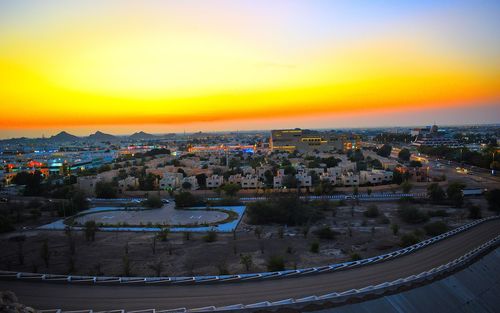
top-left (36, 233), bottom-right (500, 312)
top-left (2, 216), bottom-right (498, 287)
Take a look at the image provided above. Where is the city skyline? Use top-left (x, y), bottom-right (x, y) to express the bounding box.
top-left (1, 1), bottom-right (500, 137)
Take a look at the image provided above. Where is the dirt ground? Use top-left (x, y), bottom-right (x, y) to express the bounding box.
top-left (0, 198), bottom-right (493, 277)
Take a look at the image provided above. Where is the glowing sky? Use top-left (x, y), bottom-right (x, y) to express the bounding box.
top-left (1, 0), bottom-right (499, 137)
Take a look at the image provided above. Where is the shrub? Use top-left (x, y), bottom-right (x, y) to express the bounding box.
top-left (428, 210), bottom-right (449, 217)
top-left (0, 215), bottom-right (14, 233)
top-left (391, 223), bottom-right (399, 236)
top-left (203, 230), bottom-right (217, 242)
top-left (143, 195), bottom-right (163, 208)
top-left (485, 189), bottom-right (500, 213)
top-left (174, 192), bottom-right (202, 208)
top-left (424, 221), bottom-right (449, 236)
top-left (313, 226), bottom-right (337, 240)
top-left (468, 205), bottom-right (482, 219)
top-left (310, 242), bottom-right (319, 253)
top-left (398, 204), bottom-right (429, 224)
top-left (350, 253), bottom-right (362, 261)
top-left (266, 255), bottom-right (285, 271)
top-left (246, 195), bottom-right (324, 226)
top-left (157, 228), bottom-right (170, 241)
top-left (400, 233), bottom-right (421, 247)
top-left (363, 205), bottom-right (379, 218)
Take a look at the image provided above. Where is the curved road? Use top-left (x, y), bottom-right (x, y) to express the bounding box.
top-left (2, 219), bottom-right (500, 311)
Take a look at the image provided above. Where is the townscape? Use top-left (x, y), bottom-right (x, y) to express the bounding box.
top-left (1, 125), bottom-right (499, 278)
top-left (1, 1), bottom-right (500, 312)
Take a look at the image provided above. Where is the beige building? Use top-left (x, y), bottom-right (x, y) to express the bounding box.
top-left (206, 175), bottom-right (224, 188)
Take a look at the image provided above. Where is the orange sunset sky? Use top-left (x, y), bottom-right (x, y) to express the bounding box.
top-left (0, 0), bottom-right (499, 138)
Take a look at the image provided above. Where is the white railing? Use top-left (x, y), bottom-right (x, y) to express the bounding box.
top-left (2, 216), bottom-right (497, 286)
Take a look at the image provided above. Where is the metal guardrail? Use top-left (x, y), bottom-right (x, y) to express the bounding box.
top-left (1, 216), bottom-right (498, 286)
top-left (37, 234), bottom-right (500, 313)
top-left (206, 192), bottom-right (428, 202)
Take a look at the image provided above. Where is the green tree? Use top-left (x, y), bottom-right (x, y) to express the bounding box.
top-left (485, 189), bottom-right (500, 213)
top-left (40, 239), bottom-right (50, 268)
top-left (222, 183), bottom-right (241, 197)
top-left (427, 183), bottom-right (445, 203)
top-left (240, 254), bottom-right (253, 272)
top-left (282, 174), bottom-right (297, 188)
top-left (95, 181), bottom-right (117, 198)
top-left (446, 182), bottom-right (466, 208)
top-left (377, 144), bottom-right (392, 157)
top-left (174, 191), bottom-right (200, 207)
top-left (143, 195), bottom-right (162, 208)
top-left (398, 148), bottom-right (411, 161)
top-left (84, 220), bottom-right (97, 242)
top-left (71, 189), bottom-right (89, 212)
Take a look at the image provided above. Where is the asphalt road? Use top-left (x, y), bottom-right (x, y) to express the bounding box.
top-left (2, 219), bottom-right (499, 311)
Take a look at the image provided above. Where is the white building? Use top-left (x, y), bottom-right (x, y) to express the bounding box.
top-left (320, 172), bottom-right (337, 185)
top-left (341, 172), bottom-right (360, 186)
top-left (228, 174), bottom-right (243, 185)
top-left (159, 173), bottom-right (183, 190)
top-left (206, 175), bottom-right (224, 188)
top-left (241, 175), bottom-right (260, 189)
top-left (295, 173), bottom-right (312, 187)
top-left (359, 170), bottom-right (393, 185)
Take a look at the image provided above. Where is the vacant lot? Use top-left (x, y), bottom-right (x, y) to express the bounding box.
top-left (0, 198), bottom-right (492, 277)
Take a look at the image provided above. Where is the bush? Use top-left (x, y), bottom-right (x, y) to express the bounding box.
top-left (378, 216), bottom-right (390, 224)
top-left (428, 210), bottom-right (449, 217)
top-left (174, 192), bottom-right (202, 208)
top-left (363, 205), bottom-right (379, 218)
top-left (468, 205), bottom-right (482, 219)
top-left (310, 242), bottom-right (320, 253)
top-left (143, 195), bottom-right (162, 208)
top-left (203, 230), bottom-right (217, 242)
top-left (0, 215), bottom-right (14, 233)
top-left (157, 228), bottom-right (170, 241)
top-left (485, 189), bottom-right (500, 213)
top-left (266, 255), bottom-right (285, 271)
top-left (95, 181), bottom-right (117, 198)
top-left (447, 182), bottom-right (465, 208)
top-left (313, 226), bottom-right (337, 240)
top-left (350, 253), bottom-right (362, 261)
top-left (246, 195), bottom-right (324, 226)
top-left (423, 221), bottom-right (449, 236)
top-left (400, 233), bottom-right (421, 247)
top-left (427, 183), bottom-right (445, 203)
top-left (398, 204), bottom-right (429, 224)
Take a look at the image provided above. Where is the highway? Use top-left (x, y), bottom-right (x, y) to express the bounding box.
top-left (1, 218), bottom-right (499, 311)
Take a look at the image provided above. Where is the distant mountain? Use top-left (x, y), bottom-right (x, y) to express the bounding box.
top-left (87, 131), bottom-right (118, 142)
top-left (49, 131), bottom-right (80, 142)
top-left (129, 131), bottom-right (157, 140)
